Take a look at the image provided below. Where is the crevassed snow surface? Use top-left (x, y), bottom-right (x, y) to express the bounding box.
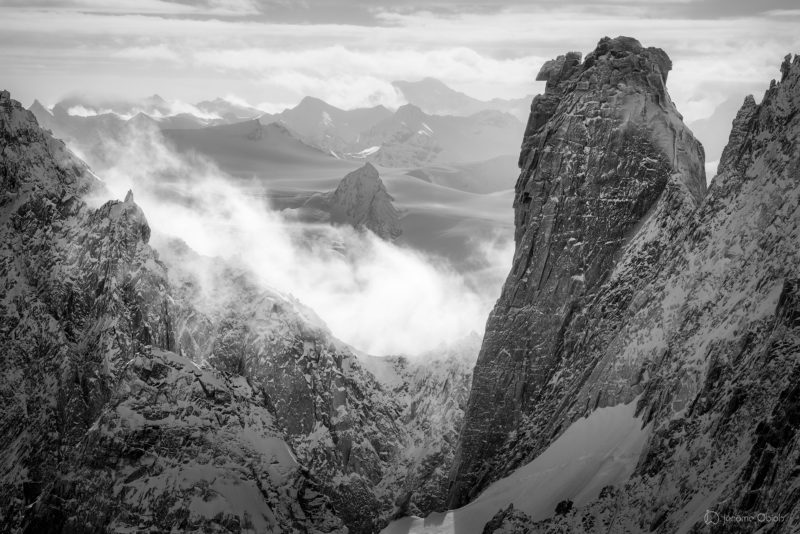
top-left (381, 399), bottom-right (649, 534)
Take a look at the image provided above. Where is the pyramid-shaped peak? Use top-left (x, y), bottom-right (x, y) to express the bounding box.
top-left (296, 96), bottom-right (337, 111)
top-left (356, 161), bottom-right (378, 176)
top-left (30, 99), bottom-right (50, 112)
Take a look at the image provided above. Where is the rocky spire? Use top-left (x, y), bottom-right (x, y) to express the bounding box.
top-left (305, 162), bottom-right (402, 240)
top-left (447, 36), bottom-right (707, 507)
top-left (716, 94), bottom-right (757, 176)
top-left (480, 51), bottom-right (800, 534)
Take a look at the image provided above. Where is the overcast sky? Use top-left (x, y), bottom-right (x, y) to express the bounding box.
top-left (2, 0), bottom-right (799, 120)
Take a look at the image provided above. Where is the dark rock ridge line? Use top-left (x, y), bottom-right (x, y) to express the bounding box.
top-left (448, 35), bottom-right (707, 507)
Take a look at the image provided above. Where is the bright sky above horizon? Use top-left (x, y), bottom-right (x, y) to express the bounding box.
top-left (2, 0), bottom-right (799, 121)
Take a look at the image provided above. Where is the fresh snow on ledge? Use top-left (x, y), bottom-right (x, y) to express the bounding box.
top-left (382, 398), bottom-right (650, 534)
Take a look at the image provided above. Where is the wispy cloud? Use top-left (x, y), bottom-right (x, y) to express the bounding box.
top-left (88, 122), bottom-right (504, 355)
top-left (3, 1), bottom-right (799, 119)
top-left (114, 44), bottom-right (181, 62)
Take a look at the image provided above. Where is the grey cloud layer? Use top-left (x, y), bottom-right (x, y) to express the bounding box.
top-left (3, 1), bottom-right (799, 121)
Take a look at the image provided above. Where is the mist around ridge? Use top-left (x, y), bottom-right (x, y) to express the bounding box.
top-left (80, 121), bottom-right (514, 356)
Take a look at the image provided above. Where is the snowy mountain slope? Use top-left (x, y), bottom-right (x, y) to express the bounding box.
top-left (27, 100), bottom-right (233, 165)
top-left (27, 346), bottom-right (346, 533)
top-left (0, 90), bottom-right (344, 533)
top-left (37, 94), bottom-right (260, 131)
top-left (382, 399), bottom-right (649, 534)
top-left (443, 43), bottom-right (800, 533)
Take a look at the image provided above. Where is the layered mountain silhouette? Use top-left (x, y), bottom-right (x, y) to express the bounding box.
top-left (31, 81), bottom-right (526, 171)
top-left (392, 78), bottom-right (532, 121)
top-left (5, 35), bottom-right (800, 534)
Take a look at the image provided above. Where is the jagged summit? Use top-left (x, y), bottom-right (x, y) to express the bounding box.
top-left (475, 50), bottom-right (800, 533)
top-left (430, 46), bottom-right (800, 533)
top-left (521, 35), bottom-right (705, 205)
top-left (448, 36), bottom-right (707, 508)
top-left (0, 89), bottom-right (99, 197)
top-left (339, 160), bottom-right (379, 182)
top-left (303, 162), bottom-right (402, 240)
top-left (28, 99), bottom-right (51, 115)
top-left (329, 163), bottom-right (401, 240)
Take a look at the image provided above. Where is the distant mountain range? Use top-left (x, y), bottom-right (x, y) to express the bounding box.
top-left (392, 77), bottom-right (532, 121)
top-left (30, 78), bottom-right (527, 169)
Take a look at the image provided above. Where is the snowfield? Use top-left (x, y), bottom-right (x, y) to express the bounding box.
top-left (382, 399), bottom-right (649, 534)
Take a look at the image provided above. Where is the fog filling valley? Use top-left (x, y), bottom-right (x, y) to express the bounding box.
top-left (81, 123), bottom-right (513, 356)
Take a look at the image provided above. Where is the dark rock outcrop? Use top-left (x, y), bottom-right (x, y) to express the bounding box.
top-left (448, 36), bottom-right (707, 507)
top-left (304, 162), bottom-right (402, 240)
top-left (482, 504), bottom-right (534, 534)
top-left (510, 54), bottom-right (800, 533)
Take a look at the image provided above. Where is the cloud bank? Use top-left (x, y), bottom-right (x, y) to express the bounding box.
top-left (5, 1), bottom-right (798, 121)
top-left (89, 124), bottom-right (509, 356)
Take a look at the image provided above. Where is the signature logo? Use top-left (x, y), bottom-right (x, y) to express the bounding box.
top-left (704, 510), bottom-right (720, 525)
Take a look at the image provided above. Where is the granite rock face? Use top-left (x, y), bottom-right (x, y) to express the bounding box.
top-left (493, 53), bottom-right (800, 533)
top-left (450, 42), bottom-right (800, 533)
top-left (449, 36), bottom-right (707, 507)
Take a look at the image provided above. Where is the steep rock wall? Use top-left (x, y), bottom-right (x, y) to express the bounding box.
top-left (449, 36), bottom-right (707, 507)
